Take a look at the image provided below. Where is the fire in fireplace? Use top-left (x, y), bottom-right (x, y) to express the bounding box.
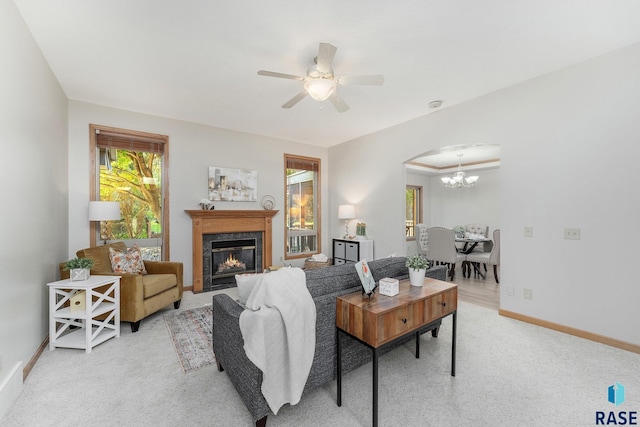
top-left (217, 254), bottom-right (246, 274)
top-left (207, 237), bottom-right (259, 291)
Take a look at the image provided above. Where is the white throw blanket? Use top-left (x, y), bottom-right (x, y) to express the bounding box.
top-left (239, 267), bottom-right (316, 414)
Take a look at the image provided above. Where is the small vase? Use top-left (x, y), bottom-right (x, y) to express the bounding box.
top-left (70, 268), bottom-right (90, 281)
top-left (409, 268), bottom-right (426, 287)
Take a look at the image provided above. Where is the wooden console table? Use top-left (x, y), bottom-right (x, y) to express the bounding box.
top-left (336, 278), bottom-right (457, 427)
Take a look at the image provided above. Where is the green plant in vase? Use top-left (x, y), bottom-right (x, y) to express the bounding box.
top-left (64, 257), bottom-right (95, 270)
top-left (64, 257), bottom-right (95, 281)
top-left (453, 225), bottom-right (466, 238)
top-left (406, 254), bottom-right (429, 287)
top-left (406, 254), bottom-right (429, 271)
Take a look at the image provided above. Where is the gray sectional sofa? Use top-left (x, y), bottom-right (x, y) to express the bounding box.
top-left (212, 256), bottom-right (448, 426)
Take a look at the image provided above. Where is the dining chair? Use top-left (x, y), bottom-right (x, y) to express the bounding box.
top-left (466, 229), bottom-right (500, 283)
top-left (415, 223), bottom-right (428, 256)
top-left (425, 226), bottom-right (467, 281)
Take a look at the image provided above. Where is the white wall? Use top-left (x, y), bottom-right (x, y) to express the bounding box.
top-left (329, 43), bottom-right (640, 347)
top-left (67, 101), bottom-right (329, 285)
top-left (428, 168), bottom-right (500, 232)
top-left (0, 0), bottom-right (68, 417)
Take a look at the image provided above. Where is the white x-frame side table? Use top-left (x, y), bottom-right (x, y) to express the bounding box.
top-left (47, 275), bottom-right (120, 353)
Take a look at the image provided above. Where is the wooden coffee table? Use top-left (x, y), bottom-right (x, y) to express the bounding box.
top-left (336, 278), bottom-right (457, 427)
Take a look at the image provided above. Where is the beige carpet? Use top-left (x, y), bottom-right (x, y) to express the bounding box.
top-left (164, 304), bottom-right (215, 373)
top-left (3, 289), bottom-right (640, 426)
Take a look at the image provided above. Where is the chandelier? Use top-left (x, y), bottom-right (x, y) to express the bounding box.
top-left (440, 154), bottom-right (479, 188)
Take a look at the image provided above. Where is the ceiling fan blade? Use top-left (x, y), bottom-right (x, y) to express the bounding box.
top-left (281, 91), bottom-right (308, 109)
top-left (258, 70), bottom-right (305, 81)
top-left (337, 75), bottom-right (385, 86)
top-left (316, 42), bottom-right (337, 74)
top-left (328, 92), bottom-right (350, 113)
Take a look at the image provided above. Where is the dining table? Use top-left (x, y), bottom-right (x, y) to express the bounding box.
top-left (455, 236), bottom-right (492, 278)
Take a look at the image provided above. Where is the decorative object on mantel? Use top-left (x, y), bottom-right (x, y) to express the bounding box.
top-left (199, 199), bottom-right (215, 210)
top-left (261, 195), bottom-right (275, 210)
top-left (406, 254), bottom-right (429, 287)
top-left (441, 154), bottom-right (479, 188)
top-left (338, 204), bottom-right (355, 238)
top-left (208, 166), bottom-right (257, 202)
top-left (64, 257), bottom-right (95, 281)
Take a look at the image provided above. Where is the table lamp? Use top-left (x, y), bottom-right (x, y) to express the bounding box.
top-left (89, 201), bottom-right (121, 245)
top-left (338, 204), bottom-right (355, 238)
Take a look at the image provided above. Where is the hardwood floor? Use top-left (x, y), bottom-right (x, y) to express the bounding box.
top-left (450, 263), bottom-right (500, 311)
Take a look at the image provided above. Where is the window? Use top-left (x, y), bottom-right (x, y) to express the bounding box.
top-left (405, 185), bottom-right (422, 238)
top-left (90, 125), bottom-right (170, 260)
top-left (284, 154), bottom-right (321, 259)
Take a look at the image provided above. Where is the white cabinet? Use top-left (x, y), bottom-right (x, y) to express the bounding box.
top-left (333, 239), bottom-right (374, 265)
top-left (47, 275), bottom-right (120, 353)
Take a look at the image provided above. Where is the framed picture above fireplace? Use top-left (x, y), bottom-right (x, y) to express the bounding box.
top-left (208, 166), bottom-right (258, 202)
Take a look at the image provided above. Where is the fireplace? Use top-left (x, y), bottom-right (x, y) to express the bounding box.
top-left (203, 233), bottom-right (262, 291)
top-left (186, 210), bottom-right (278, 293)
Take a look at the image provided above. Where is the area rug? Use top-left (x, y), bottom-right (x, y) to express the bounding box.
top-left (164, 305), bottom-right (215, 373)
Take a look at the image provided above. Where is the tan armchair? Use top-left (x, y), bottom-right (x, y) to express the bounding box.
top-left (60, 242), bottom-right (183, 332)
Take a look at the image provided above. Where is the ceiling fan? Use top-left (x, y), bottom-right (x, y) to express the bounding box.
top-left (257, 42), bottom-right (384, 113)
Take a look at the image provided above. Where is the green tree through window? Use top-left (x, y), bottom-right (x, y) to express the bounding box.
top-left (91, 125), bottom-right (170, 260)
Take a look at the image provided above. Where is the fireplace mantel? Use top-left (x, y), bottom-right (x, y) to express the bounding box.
top-left (186, 210), bottom-right (278, 293)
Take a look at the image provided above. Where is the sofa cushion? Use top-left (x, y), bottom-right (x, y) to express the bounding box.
top-left (77, 242), bottom-right (128, 273)
top-left (236, 273), bottom-right (264, 305)
top-left (367, 256), bottom-right (411, 282)
top-left (305, 263), bottom-right (362, 299)
top-left (142, 274), bottom-right (177, 298)
top-left (108, 244), bottom-right (147, 274)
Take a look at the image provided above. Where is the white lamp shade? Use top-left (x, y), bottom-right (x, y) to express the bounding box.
top-left (338, 204), bottom-right (356, 219)
top-left (89, 201), bottom-right (121, 221)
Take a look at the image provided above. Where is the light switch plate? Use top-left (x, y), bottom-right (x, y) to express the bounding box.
top-left (524, 226), bottom-right (533, 237)
top-left (564, 228), bottom-right (580, 240)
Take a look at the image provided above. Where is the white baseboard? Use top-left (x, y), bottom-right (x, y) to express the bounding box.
top-left (0, 361), bottom-right (23, 421)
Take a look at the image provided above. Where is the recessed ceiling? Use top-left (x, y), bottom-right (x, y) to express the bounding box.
top-left (12, 0), bottom-right (640, 147)
top-left (407, 144), bottom-right (501, 176)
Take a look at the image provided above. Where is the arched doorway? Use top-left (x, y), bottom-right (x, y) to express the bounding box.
top-left (404, 143), bottom-right (501, 310)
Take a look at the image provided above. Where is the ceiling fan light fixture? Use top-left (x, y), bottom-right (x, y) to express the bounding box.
top-left (304, 77), bottom-right (337, 101)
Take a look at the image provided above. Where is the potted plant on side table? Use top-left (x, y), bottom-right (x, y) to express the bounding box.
top-left (406, 254), bottom-right (429, 287)
top-left (64, 257), bottom-right (95, 281)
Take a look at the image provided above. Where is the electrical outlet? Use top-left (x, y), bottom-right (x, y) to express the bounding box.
top-left (524, 226), bottom-right (533, 237)
top-left (506, 286), bottom-right (514, 296)
top-left (564, 228), bottom-right (580, 240)
top-left (524, 288), bottom-right (533, 300)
